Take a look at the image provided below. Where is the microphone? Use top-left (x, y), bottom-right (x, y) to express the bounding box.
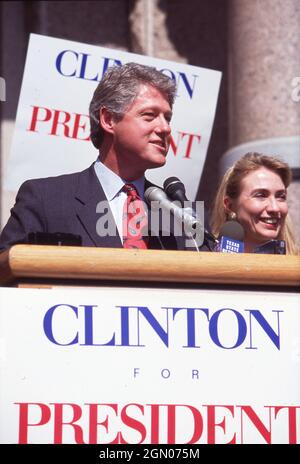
top-left (253, 240), bottom-right (286, 254)
top-left (163, 176), bottom-right (187, 207)
top-left (163, 176), bottom-right (217, 244)
top-left (144, 186), bottom-right (200, 236)
top-left (217, 220), bottom-right (244, 253)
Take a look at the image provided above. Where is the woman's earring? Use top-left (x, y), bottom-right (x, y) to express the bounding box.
top-left (229, 212), bottom-right (237, 220)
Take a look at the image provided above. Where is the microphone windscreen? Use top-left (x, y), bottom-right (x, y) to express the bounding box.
top-left (219, 220), bottom-right (244, 241)
top-left (163, 177), bottom-right (185, 196)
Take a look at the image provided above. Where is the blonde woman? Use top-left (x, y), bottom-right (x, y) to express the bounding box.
top-left (210, 152), bottom-right (298, 255)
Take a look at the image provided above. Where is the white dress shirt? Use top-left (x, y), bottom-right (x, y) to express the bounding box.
top-left (94, 159), bottom-right (145, 243)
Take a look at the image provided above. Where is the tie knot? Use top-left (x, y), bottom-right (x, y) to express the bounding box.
top-left (124, 183), bottom-right (138, 199)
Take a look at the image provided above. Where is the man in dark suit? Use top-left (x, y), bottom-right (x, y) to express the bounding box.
top-left (0, 62), bottom-right (210, 252)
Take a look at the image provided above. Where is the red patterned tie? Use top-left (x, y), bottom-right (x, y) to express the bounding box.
top-left (123, 184), bottom-right (148, 249)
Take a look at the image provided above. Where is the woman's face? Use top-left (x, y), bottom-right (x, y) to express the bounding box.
top-left (225, 167), bottom-right (288, 249)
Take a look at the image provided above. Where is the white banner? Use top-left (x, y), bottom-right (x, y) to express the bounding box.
top-left (0, 286), bottom-right (299, 444)
top-left (4, 33), bottom-right (221, 201)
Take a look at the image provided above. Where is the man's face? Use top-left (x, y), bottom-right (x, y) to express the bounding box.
top-left (111, 84), bottom-right (173, 176)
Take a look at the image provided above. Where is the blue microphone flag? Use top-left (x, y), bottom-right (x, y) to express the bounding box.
top-left (218, 236), bottom-right (244, 253)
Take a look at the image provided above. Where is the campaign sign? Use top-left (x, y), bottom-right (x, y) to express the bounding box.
top-left (0, 285), bottom-right (299, 444)
top-left (4, 33), bottom-right (221, 203)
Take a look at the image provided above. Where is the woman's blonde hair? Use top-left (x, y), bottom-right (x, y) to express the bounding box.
top-left (210, 152), bottom-right (298, 255)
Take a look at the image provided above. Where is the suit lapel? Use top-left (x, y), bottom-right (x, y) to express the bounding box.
top-left (75, 164), bottom-right (122, 248)
top-left (73, 169), bottom-right (184, 250)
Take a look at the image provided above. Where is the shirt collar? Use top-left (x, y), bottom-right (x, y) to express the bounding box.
top-left (94, 159), bottom-right (145, 199)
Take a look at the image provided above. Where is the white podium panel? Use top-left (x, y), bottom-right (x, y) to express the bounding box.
top-left (0, 285), bottom-right (299, 444)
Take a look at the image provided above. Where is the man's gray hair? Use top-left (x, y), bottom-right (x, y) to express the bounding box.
top-left (89, 62), bottom-right (177, 149)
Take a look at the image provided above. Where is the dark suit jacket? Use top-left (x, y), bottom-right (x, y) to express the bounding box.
top-left (0, 163), bottom-right (204, 252)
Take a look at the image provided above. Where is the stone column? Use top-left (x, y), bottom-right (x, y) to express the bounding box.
top-left (223, 0), bottom-right (300, 242)
top-left (129, 0), bottom-right (187, 62)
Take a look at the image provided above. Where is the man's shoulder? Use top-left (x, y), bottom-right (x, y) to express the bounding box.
top-left (26, 164), bottom-right (94, 185)
top-left (21, 163), bottom-right (95, 189)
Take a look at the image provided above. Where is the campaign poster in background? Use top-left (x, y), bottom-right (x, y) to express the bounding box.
top-left (4, 33), bottom-right (221, 203)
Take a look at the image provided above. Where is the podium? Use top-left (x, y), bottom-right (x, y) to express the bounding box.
top-left (0, 245), bottom-right (299, 444)
top-left (0, 244), bottom-right (299, 287)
